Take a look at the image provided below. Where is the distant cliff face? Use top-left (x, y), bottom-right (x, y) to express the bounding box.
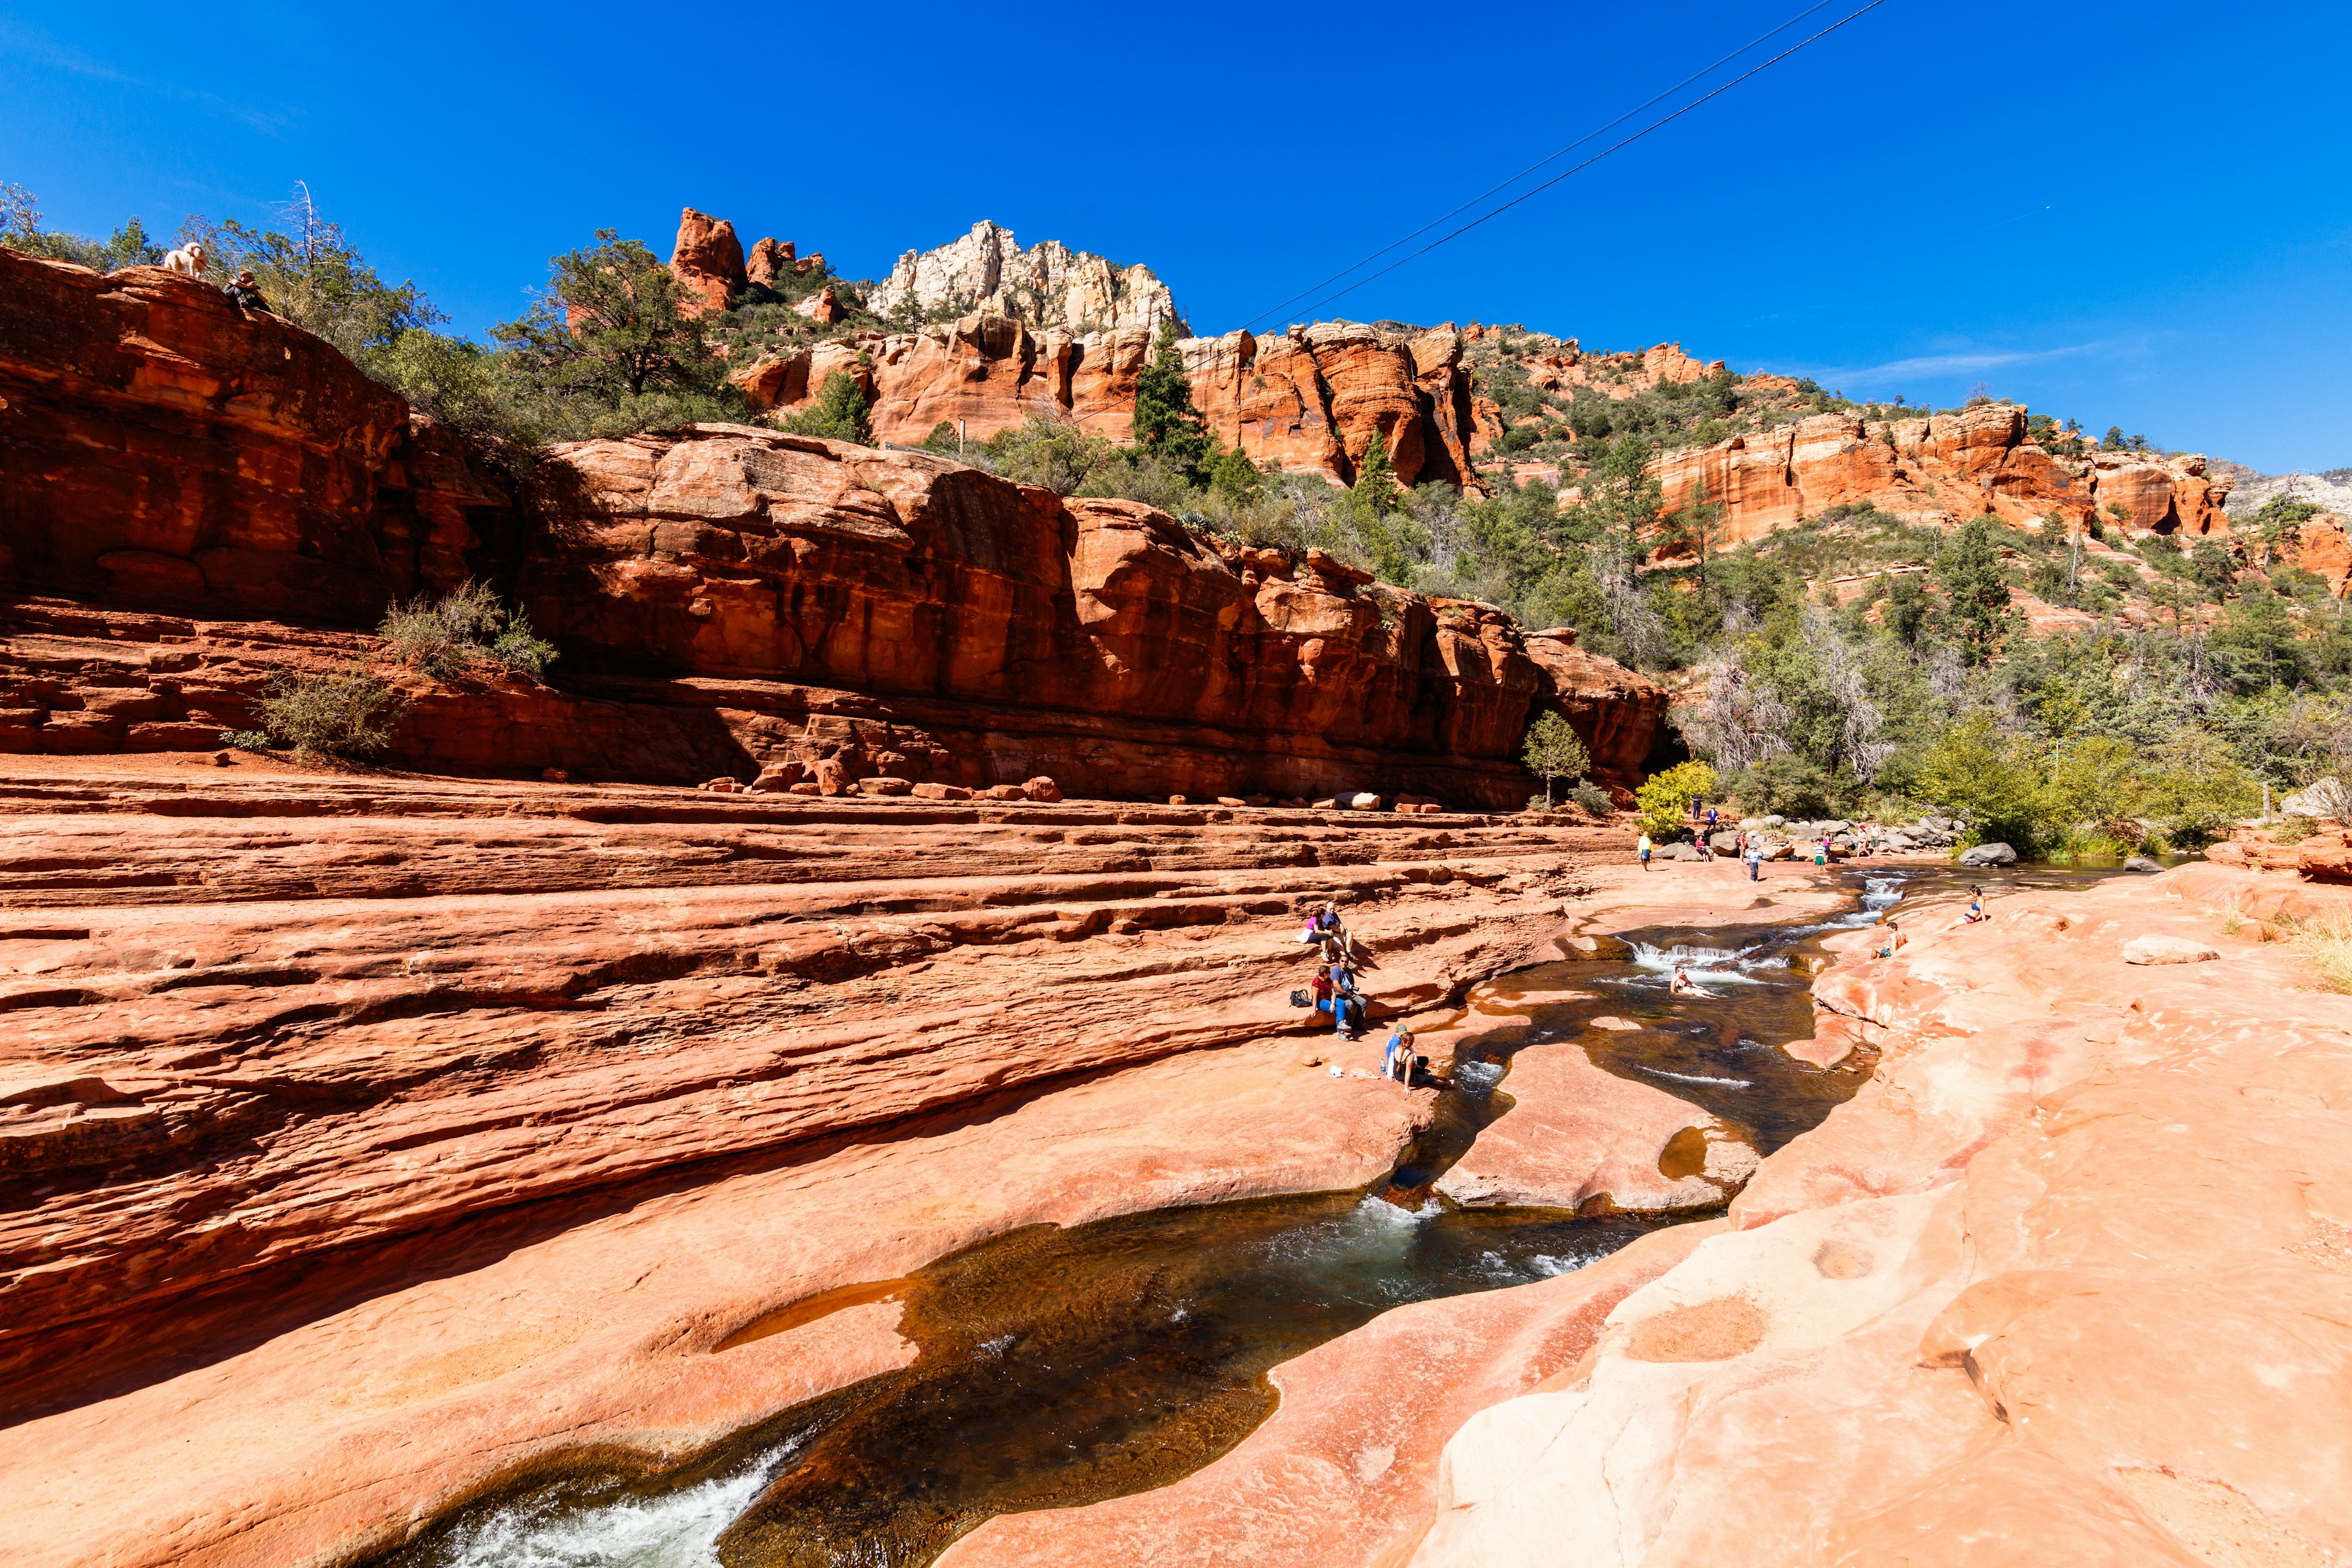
top-left (1648, 403), bottom-right (2236, 552)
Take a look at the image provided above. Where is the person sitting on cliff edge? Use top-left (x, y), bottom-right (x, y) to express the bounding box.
top-left (222, 269), bottom-right (272, 314)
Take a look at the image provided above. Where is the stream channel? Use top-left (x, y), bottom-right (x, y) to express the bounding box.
top-left (381, 870), bottom-right (1920, 1568)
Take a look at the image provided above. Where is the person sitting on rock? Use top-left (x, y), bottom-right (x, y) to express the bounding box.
top-left (222, 269), bottom-right (272, 314)
top-left (1875, 919), bottom-right (1905, 959)
top-left (1384, 1023), bottom-right (1416, 1085)
top-left (1310, 963), bottom-right (1336, 1023)
top-left (1332, 964), bottom-right (1366, 1039)
top-left (1963, 887), bottom-right (1988, 924)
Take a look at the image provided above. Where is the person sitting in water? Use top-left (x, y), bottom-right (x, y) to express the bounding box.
top-left (1384, 1023), bottom-right (1416, 1085)
top-left (1670, 963), bottom-right (1716, 998)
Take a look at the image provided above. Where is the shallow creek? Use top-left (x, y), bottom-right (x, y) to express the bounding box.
top-left (380, 871), bottom-right (1922, 1568)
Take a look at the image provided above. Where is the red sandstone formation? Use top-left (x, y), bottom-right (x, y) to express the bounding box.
top-left (0, 758), bottom-right (1622, 1567)
top-left (667, 205), bottom-right (747, 315)
top-left (1651, 403), bottom-right (2236, 551)
top-left (0, 246), bottom-right (1667, 804)
top-left (0, 252), bottom-right (498, 624)
top-left (745, 235), bottom-right (794, 285)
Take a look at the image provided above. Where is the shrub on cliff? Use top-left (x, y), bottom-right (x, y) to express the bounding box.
top-left (380, 581), bottom-right (557, 681)
top-left (1, 186), bottom-right (165, 269)
top-left (783, 370), bottom-right (872, 444)
top-left (256, 666), bottom-right (405, 763)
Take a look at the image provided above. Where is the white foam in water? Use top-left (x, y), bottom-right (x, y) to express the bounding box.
top-left (1526, 1253), bottom-right (1593, 1278)
top-left (435, 1463), bottom-right (774, 1568)
top-left (1633, 1065), bottom-right (1751, 1088)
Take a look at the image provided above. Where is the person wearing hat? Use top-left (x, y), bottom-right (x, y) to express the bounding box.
top-left (1383, 1023), bottom-right (1416, 1085)
top-left (222, 269), bottom-right (272, 314)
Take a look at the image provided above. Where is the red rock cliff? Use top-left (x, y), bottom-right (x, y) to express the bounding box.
top-left (1651, 404), bottom-right (2234, 551)
top-left (0, 247), bottom-right (1664, 804)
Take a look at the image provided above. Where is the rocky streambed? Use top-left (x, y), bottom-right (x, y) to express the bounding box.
top-left (371, 876), bottom-right (1910, 1568)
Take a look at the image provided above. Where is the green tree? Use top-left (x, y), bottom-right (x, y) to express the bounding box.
top-left (494, 230), bottom-right (724, 404)
top-left (2104, 424), bottom-right (2127, 450)
top-left (1661, 477), bottom-right (1722, 598)
top-left (2212, 587), bottom-right (2302, 690)
top-left (1635, 760), bottom-right (1717, 839)
top-left (1130, 323), bottom-right (1209, 478)
top-left (1883, 571), bottom-right (1932, 646)
top-left (1205, 442), bottom-right (1262, 503)
top-left (2146, 730), bottom-right (2260, 845)
top-left (1577, 434), bottom-right (1662, 566)
top-left (785, 369), bottom-right (872, 444)
top-left (1521, 711), bottom-right (1591, 809)
top-left (1935, 517), bottom-right (2013, 663)
top-left (1353, 430), bottom-right (1400, 515)
top-left (1917, 714), bottom-right (2051, 850)
top-left (182, 192), bottom-right (443, 361)
top-left (2048, 736), bottom-right (2149, 845)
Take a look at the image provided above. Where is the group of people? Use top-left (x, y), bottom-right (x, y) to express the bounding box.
top-left (1296, 902), bottom-right (1421, 1085)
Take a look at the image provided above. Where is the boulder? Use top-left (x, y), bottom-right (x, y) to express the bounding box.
top-left (984, 785), bottom-right (1026, 801)
top-left (793, 284), bottom-right (844, 325)
top-left (1958, 842), bottom-right (2018, 867)
top-left (1216, 796), bottom-right (1247, 808)
top-left (1708, 831), bottom-right (1743, 857)
top-left (2120, 934), bottom-right (2220, 965)
top-left (541, 767), bottom-right (568, 783)
top-left (750, 760), bottom-right (807, 793)
top-left (1347, 792), bottom-right (1384, 810)
top-left (2123, 855), bottom-right (2163, 873)
top-left (854, 777), bottom-right (913, 797)
top-left (1661, 842), bottom-right (1705, 862)
top-left (1312, 797), bottom-right (1339, 810)
top-left (1167, 795), bottom-right (1188, 806)
top-left (1762, 815), bottom-right (1787, 830)
top-left (1020, 775), bottom-right (1062, 803)
top-left (911, 782), bottom-right (973, 801)
top-left (2297, 841), bottom-right (2352, 881)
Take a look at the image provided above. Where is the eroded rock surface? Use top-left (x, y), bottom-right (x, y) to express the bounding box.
top-left (1406, 864), bottom-right (2352, 1565)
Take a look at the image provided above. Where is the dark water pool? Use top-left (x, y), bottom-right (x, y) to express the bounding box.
top-left (375, 870), bottom-right (1928, 1568)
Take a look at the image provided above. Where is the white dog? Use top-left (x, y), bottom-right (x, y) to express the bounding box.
top-left (162, 243), bottom-right (207, 279)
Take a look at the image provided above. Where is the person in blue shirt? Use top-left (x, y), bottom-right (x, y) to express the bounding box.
top-left (1384, 1024), bottom-right (1415, 1084)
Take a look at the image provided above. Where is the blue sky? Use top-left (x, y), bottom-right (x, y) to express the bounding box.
top-left (4, 1), bottom-right (2345, 472)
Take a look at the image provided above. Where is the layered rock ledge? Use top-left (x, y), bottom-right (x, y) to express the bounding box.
top-left (0, 758), bottom-right (1629, 1568)
top-left (961, 862), bottom-right (2352, 1566)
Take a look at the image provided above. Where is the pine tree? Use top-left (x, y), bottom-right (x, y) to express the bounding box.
top-left (1935, 516), bottom-right (2013, 663)
top-left (1521, 711), bottom-right (1591, 809)
top-left (786, 369), bottom-right (872, 445)
top-left (1354, 431), bottom-right (1399, 514)
top-left (1131, 323), bottom-right (1208, 478)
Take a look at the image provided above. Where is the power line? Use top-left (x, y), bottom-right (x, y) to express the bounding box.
top-left (1254, 0), bottom-right (1891, 333)
top-left (1242, 0), bottom-right (1841, 333)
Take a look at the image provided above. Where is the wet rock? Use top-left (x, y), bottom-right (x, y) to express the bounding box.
top-left (2124, 855), bottom-right (2163, 873)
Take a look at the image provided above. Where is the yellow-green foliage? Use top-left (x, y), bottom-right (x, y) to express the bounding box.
top-left (2286, 909), bottom-right (2352, 993)
top-left (1636, 760), bottom-right (1717, 839)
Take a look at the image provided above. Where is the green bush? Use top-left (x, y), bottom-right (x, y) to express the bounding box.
top-left (783, 369), bottom-right (872, 444)
top-left (257, 666), bottom-right (404, 761)
top-left (379, 581), bottom-right (556, 681)
top-left (1521, 710), bottom-right (1591, 808)
top-left (1569, 778), bottom-right (1615, 816)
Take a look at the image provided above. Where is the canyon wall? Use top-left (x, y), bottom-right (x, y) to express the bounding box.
top-left (0, 247), bottom-right (1667, 804)
top-left (1649, 402), bottom-right (2236, 551)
